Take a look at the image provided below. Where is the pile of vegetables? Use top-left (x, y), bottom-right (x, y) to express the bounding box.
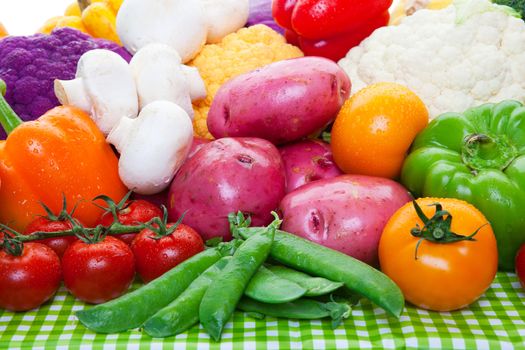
top-left (2, 0), bottom-right (525, 343)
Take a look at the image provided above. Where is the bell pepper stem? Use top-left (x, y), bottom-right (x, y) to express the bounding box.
top-left (0, 79), bottom-right (23, 135)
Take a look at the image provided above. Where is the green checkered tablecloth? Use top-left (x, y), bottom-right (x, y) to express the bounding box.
top-left (1, 272), bottom-right (524, 349)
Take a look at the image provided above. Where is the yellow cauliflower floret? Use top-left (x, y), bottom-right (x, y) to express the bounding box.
top-left (189, 24), bottom-right (303, 139)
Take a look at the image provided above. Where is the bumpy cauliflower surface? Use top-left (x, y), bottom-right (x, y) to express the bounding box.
top-left (190, 24), bottom-right (303, 138)
top-left (340, 0), bottom-right (525, 118)
top-left (0, 28), bottom-right (131, 138)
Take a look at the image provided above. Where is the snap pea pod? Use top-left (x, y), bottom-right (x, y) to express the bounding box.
top-left (238, 227), bottom-right (405, 318)
top-left (76, 247), bottom-right (225, 333)
top-left (267, 265), bottom-right (344, 297)
top-left (199, 219), bottom-right (278, 341)
top-left (143, 256), bottom-right (232, 338)
top-left (244, 265), bottom-right (306, 303)
top-left (237, 297), bottom-right (351, 328)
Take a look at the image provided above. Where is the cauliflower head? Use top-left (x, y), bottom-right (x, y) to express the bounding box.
top-left (339, 0), bottom-right (525, 119)
top-left (190, 24), bottom-right (303, 138)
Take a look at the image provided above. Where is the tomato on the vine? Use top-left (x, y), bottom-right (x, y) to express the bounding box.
top-left (62, 236), bottom-right (135, 304)
top-left (379, 198), bottom-right (498, 312)
top-left (24, 217), bottom-right (79, 259)
top-left (131, 222), bottom-right (204, 283)
top-left (0, 243), bottom-right (61, 311)
top-left (97, 196), bottom-right (162, 245)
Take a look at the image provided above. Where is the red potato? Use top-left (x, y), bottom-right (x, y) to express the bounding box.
top-left (279, 175), bottom-right (412, 266)
top-left (207, 57), bottom-right (351, 145)
top-left (131, 137), bottom-right (211, 207)
top-left (168, 137), bottom-right (286, 241)
top-left (279, 139), bottom-right (343, 193)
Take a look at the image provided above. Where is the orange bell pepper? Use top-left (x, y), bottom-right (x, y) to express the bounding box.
top-left (0, 79), bottom-right (127, 231)
top-left (0, 22), bottom-right (7, 38)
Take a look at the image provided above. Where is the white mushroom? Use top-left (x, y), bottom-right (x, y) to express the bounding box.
top-left (54, 49), bottom-right (138, 135)
top-left (130, 44), bottom-right (207, 119)
top-left (107, 101), bottom-right (194, 195)
top-left (116, 0), bottom-right (208, 62)
top-left (201, 0), bottom-right (250, 43)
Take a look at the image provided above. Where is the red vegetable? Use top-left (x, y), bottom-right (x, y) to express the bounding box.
top-left (0, 243), bottom-right (61, 311)
top-left (516, 244), bottom-right (525, 290)
top-left (273, 0), bottom-right (392, 61)
top-left (62, 236), bottom-right (135, 304)
top-left (131, 222), bottom-right (204, 283)
top-left (96, 194), bottom-right (162, 245)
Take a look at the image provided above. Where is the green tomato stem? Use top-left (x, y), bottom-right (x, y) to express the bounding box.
top-left (0, 79), bottom-right (23, 135)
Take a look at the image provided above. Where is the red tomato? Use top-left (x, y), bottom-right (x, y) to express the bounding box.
top-left (97, 200), bottom-right (162, 245)
top-left (62, 236), bottom-right (135, 304)
top-left (131, 223), bottom-right (204, 283)
top-left (23, 217), bottom-right (79, 258)
top-left (0, 243), bottom-right (61, 311)
top-left (516, 244), bottom-right (525, 289)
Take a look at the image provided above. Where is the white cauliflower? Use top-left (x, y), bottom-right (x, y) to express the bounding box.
top-left (339, 0), bottom-right (525, 118)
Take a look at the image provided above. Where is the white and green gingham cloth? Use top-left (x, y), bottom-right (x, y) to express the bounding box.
top-left (1, 272), bottom-right (524, 349)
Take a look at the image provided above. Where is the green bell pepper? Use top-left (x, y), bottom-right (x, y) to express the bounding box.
top-left (401, 100), bottom-right (525, 270)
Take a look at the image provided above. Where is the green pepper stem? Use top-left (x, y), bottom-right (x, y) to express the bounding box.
top-left (462, 133), bottom-right (517, 172)
top-left (0, 79), bottom-right (23, 135)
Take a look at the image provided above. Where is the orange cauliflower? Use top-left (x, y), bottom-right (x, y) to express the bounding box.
top-left (189, 24), bottom-right (303, 138)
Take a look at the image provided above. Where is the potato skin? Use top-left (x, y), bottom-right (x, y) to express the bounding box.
top-left (168, 137), bottom-right (286, 241)
top-left (279, 175), bottom-right (412, 266)
top-left (207, 57), bottom-right (351, 144)
top-left (279, 139), bottom-right (342, 193)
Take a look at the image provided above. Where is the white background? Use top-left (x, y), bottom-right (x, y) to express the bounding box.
top-left (0, 0), bottom-right (402, 36)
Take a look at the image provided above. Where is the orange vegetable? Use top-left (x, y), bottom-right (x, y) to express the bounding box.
top-left (331, 82), bottom-right (428, 178)
top-left (0, 22), bottom-right (7, 38)
top-left (378, 198), bottom-right (498, 312)
top-left (0, 79), bottom-right (127, 231)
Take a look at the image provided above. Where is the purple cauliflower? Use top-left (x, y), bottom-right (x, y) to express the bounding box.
top-left (0, 28), bottom-right (132, 139)
top-left (247, 0), bottom-right (284, 34)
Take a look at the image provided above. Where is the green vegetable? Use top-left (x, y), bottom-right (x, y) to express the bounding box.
top-left (492, 0), bottom-right (525, 18)
top-left (238, 297), bottom-right (351, 328)
top-left (199, 217), bottom-right (279, 341)
top-left (267, 265), bottom-right (343, 297)
top-left (76, 247), bottom-right (227, 333)
top-left (237, 227), bottom-right (404, 318)
top-left (143, 257), bottom-right (232, 338)
top-left (244, 265), bottom-right (307, 303)
top-left (401, 100), bottom-right (525, 270)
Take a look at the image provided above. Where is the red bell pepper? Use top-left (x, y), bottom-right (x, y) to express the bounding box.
top-left (273, 0), bottom-right (393, 61)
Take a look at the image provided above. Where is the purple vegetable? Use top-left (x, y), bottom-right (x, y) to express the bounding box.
top-left (0, 28), bottom-right (131, 139)
top-left (247, 0), bottom-right (283, 34)
top-left (279, 139), bottom-right (343, 193)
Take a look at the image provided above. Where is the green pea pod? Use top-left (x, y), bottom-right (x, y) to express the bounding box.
top-left (267, 265), bottom-right (343, 297)
top-left (237, 227), bottom-right (404, 318)
top-left (143, 256), bottom-right (232, 338)
top-left (237, 297), bottom-right (351, 328)
top-left (199, 218), bottom-right (278, 341)
top-left (76, 247), bottom-right (225, 333)
top-left (244, 265), bottom-right (306, 303)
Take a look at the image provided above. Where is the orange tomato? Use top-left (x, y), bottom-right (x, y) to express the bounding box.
top-left (331, 82), bottom-right (428, 178)
top-left (379, 198), bottom-right (498, 312)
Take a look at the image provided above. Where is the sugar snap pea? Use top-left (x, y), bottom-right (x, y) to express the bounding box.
top-left (237, 227), bottom-right (405, 318)
top-left (76, 247), bottom-right (227, 333)
top-left (244, 265), bottom-right (306, 303)
top-left (199, 218), bottom-right (278, 341)
top-left (237, 297), bottom-right (351, 328)
top-left (267, 265), bottom-right (343, 297)
top-left (143, 256), bottom-right (232, 338)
